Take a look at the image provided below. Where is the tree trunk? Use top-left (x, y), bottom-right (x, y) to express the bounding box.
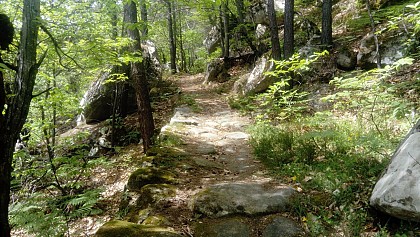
top-left (140, 0), bottom-right (148, 38)
top-left (235, 0), bottom-right (257, 53)
top-left (321, 0), bottom-right (333, 49)
top-left (284, 0), bottom-right (294, 59)
top-left (166, 0), bottom-right (177, 74)
top-left (366, 0), bottom-right (381, 68)
top-left (267, 0), bottom-right (281, 60)
top-left (219, 5), bottom-right (225, 57)
top-left (123, 0), bottom-right (155, 153)
top-left (0, 0), bottom-right (41, 236)
top-left (222, 0), bottom-right (230, 59)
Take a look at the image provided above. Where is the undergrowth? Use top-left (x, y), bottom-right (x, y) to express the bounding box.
top-left (241, 51), bottom-right (419, 235)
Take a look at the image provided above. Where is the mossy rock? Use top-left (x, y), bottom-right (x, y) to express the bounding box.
top-left (95, 220), bottom-right (181, 237)
top-left (136, 184), bottom-right (176, 208)
top-left (143, 215), bottom-right (171, 226)
top-left (193, 217), bottom-right (251, 237)
top-left (127, 167), bottom-right (176, 192)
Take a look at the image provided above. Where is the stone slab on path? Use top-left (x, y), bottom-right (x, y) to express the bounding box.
top-left (193, 216), bottom-right (303, 237)
top-left (191, 183), bottom-right (296, 218)
top-left (95, 220), bottom-right (182, 237)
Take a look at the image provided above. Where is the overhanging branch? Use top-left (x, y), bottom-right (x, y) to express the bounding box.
top-left (40, 24), bottom-right (84, 70)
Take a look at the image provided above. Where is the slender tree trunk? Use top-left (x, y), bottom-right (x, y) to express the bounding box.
top-left (235, 0), bottom-right (257, 53)
top-left (321, 0), bottom-right (333, 49)
top-left (222, 0), bottom-right (230, 59)
top-left (267, 0), bottom-right (281, 60)
top-left (123, 1), bottom-right (155, 152)
top-left (0, 0), bottom-right (41, 236)
top-left (284, 0), bottom-right (294, 59)
top-left (366, 0), bottom-right (381, 68)
top-left (165, 0), bottom-right (177, 74)
top-left (179, 23), bottom-right (187, 72)
top-left (140, 0), bottom-right (148, 38)
top-left (219, 5), bottom-right (225, 57)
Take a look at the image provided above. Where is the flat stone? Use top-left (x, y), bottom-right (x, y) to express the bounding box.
top-left (193, 218), bottom-right (250, 237)
top-left (192, 157), bottom-right (224, 169)
top-left (225, 132), bottom-right (249, 140)
top-left (196, 144), bottom-right (217, 155)
top-left (189, 127), bottom-right (219, 136)
top-left (95, 220), bottom-right (181, 237)
top-left (221, 121), bottom-right (246, 129)
top-left (262, 216), bottom-right (304, 237)
top-left (169, 118), bottom-right (199, 126)
top-left (191, 183), bottom-right (296, 218)
top-left (136, 184), bottom-right (176, 208)
top-left (127, 167), bottom-right (176, 192)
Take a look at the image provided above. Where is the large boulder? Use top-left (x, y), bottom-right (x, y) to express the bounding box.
top-left (78, 71), bottom-right (136, 124)
top-left (203, 26), bottom-right (221, 54)
top-left (95, 220), bottom-right (181, 237)
top-left (336, 49), bottom-right (356, 71)
top-left (79, 41), bottom-right (161, 124)
top-left (249, 0), bottom-right (285, 25)
top-left (204, 58), bottom-right (230, 84)
top-left (233, 55), bottom-right (275, 95)
top-left (370, 120), bottom-right (420, 221)
top-left (357, 33), bottom-right (408, 69)
top-left (191, 183), bottom-right (296, 218)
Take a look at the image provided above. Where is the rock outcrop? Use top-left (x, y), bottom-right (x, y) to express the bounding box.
top-left (79, 41), bottom-right (161, 124)
top-left (357, 33), bottom-right (408, 69)
top-left (203, 26), bottom-right (221, 54)
top-left (233, 55), bottom-right (275, 95)
top-left (370, 120), bottom-right (420, 222)
top-left (204, 58), bottom-right (230, 83)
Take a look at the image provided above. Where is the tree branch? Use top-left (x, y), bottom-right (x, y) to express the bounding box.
top-left (0, 57), bottom-right (17, 72)
top-left (40, 24), bottom-right (84, 70)
top-left (32, 87), bottom-right (53, 98)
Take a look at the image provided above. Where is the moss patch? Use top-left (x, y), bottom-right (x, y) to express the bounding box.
top-left (127, 167), bottom-right (176, 192)
top-left (95, 220), bottom-right (181, 237)
top-left (136, 184), bottom-right (176, 208)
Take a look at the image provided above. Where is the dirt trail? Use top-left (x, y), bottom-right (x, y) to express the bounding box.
top-left (170, 73), bottom-right (271, 183)
top-left (148, 73), bottom-right (285, 235)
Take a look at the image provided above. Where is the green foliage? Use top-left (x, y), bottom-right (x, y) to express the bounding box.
top-left (324, 57), bottom-right (415, 123)
top-left (230, 51), bottom-right (328, 122)
top-left (178, 94), bottom-right (202, 112)
top-left (249, 113), bottom-right (396, 235)
top-left (10, 190), bottom-right (102, 237)
top-left (247, 54), bottom-right (419, 235)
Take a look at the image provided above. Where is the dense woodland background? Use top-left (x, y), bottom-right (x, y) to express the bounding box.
top-left (0, 0), bottom-right (419, 236)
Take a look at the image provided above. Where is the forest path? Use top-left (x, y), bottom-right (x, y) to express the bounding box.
top-left (152, 74), bottom-right (299, 236)
top-left (168, 73), bottom-right (270, 184)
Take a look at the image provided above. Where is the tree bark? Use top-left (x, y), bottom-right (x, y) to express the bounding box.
top-left (222, 0), bottom-right (230, 59)
top-left (140, 0), bottom-right (148, 38)
top-left (219, 5), bottom-right (225, 57)
top-left (366, 0), bottom-right (381, 68)
top-left (267, 0), bottom-right (281, 60)
top-left (284, 0), bottom-right (294, 59)
top-left (165, 0), bottom-right (177, 74)
top-left (0, 0), bottom-right (41, 236)
top-left (321, 0), bottom-right (333, 49)
top-left (123, 0), bottom-right (155, 153)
